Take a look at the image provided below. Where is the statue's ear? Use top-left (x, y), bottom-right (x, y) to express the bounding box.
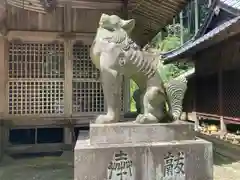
top-left (100, 13), bottom-right (109, 18)
top-left (99, 13), bottom-right (110, 24)
top-left (121, 19), bottom-right (135, 33)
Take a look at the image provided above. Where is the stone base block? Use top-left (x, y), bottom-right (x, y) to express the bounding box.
top-left (74, 135), bottom-right (213, 180)
top-left (90, 121), bottom-right (195, 145)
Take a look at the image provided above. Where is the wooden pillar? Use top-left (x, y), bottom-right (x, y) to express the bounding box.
top-left (0, 37), bottom-right (8, 161)
top-left (63, 3), bottom-right (74, 146)
top-left (194, 0), bottom-right (199, 35)
top-left (0, 122), bottom-right (4, 160)
top-left (64, 127), bottom-right (72, 145)
top-left (122, 0), bottom-right (128, 19)
top-left (218, 57), bottom-right (226, 133)
top-left (179, 11), bottom-right (184, 45)
top-left (193, 97), bottom-right (199, 131)
top-left (64, 39), bottom-right (73, 146)
top-left (193, 67), bottom-right (199, 131)
top-left (122, 0), bottom-right (131, 113)
top-left (0, 122), bottom-right (8, 161)
top-left (63, 3), bottom-right (72, 33)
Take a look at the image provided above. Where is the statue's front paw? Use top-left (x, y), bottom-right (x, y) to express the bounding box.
top-left (95, 114), bottom-right (117, 124)
top-left (134, 114), bottom-right (158, 124)
top-left (134, 114), bottom-right (144, 123)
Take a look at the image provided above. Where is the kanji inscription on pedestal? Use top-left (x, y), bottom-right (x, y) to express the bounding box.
top-left (163, 151), bottom-right (185, 178)
top-left (107, 150), bottom-right (134, 180)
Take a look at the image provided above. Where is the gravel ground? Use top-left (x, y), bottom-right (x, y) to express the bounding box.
top-left (213, 153), bottom-right (240, 180)
top-left (0, 151), bottom-right (239, 180)
top-left (0, 152), bottom-right (73, 180)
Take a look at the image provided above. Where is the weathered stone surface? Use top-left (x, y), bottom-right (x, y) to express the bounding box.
top-left (91, 13), bottom-right (189, 124)
top-left (74, 136), bottom-right (213, 180)
top-left (90, 121), bottom-right (195, 145)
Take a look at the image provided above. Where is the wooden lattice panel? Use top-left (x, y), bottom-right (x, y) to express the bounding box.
top-left (72, 43), bottom-right (103, 113)
top-left (182, 78), bottom-right (194, 112)
top-left (8, 42), bottom-right (65, 115)
top-left (72, 43), bottom-right (124, 114)
top-left (9, 42), bottom-right (64, 79)
top-left (8, 81), bottom-right (64, 115)
top-left (223, 70), bottom-right (240, 117)
top-left (73, 81), bottom-right (104, 113)
top-left (73, 44), bottom-right (99, 79)
top-left (196, 74), bottom-right (219, 114)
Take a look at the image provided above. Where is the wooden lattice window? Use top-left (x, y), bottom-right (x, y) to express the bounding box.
top-left (196, 74), bottom-right (219, 114)
top-left (223, 70), bottom-right (240, 117)
top-left (72, 42), bottom-right (124, 114)
top-left (72, 43), bottom-right (104, 113)
top-left (8, 42), bottom-right (65, 115)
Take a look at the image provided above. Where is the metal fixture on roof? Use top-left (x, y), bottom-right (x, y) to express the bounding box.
top-left (40, 0), bottom-right (57, 11)
top-left (214, 6), bottom-right (220, 15)
top-left (220, 0), bottom-right (240, 10)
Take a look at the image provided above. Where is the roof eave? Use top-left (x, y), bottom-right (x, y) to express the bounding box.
top-left (195, 0), bottom-right (219, 38)
top-left (219, 1), bottom-right (240, 16)
top-left (160, 0), bottom-right (219, 62)
top-left (163, 17), bottom-right (240, 64)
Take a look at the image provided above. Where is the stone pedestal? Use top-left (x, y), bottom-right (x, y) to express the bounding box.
top-left (74, 121), bottom-right (213, 180)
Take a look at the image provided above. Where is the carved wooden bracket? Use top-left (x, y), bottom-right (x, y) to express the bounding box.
top-left (40, 0), bottom-right (57, 11)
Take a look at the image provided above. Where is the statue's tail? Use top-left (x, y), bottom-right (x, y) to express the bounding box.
top-left (175, 68), bottom-right (195, 81)
top-left (165, 76), bottom-right (187, 120)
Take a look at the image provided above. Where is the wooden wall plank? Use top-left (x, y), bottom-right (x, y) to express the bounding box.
top-left (72, 9), bottom-right (122, 32)
top-left (7, 6), bottom-right (64, 31)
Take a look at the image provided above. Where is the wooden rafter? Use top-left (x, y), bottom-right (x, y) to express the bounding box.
top-left (132, 10), bottom-right (164, 26)
top-left (130, 0), bottom-right (188, 45)
top-left (130, 12), bottom-right (162, 30)
top-left (135, 6), bottom-right (169, 22)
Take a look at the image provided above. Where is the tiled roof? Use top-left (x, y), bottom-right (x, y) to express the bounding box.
top-left (220, 0), bottom-right (240, 10)
top-left (219, 0), bottom-right (240, 15)
top-left (194, 0), bottom-right (218, 39)
top-left (162, 16), bottom-right (240, 63)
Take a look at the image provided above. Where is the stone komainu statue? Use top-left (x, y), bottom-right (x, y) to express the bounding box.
top-left (90, 13), bottom-right (188, 124)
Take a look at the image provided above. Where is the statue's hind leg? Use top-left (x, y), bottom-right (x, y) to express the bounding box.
top-left (95, 66), bottom-right (122, 124)
top-left (134, 87), bottom-right (165, 124)
top-left (131, 71), bottom-right (167, 123)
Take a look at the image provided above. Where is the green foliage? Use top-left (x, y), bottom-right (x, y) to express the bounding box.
top-left (154, 24), bottom-right (192, 52)
top-left (158, 63), bottom-right (185, 82)
top-left (130, 80), bottom-right (138, 112)
top-left (159, 36), bottom-right (181, 53)
top-left (153, 24), bottom-right (194, 81)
